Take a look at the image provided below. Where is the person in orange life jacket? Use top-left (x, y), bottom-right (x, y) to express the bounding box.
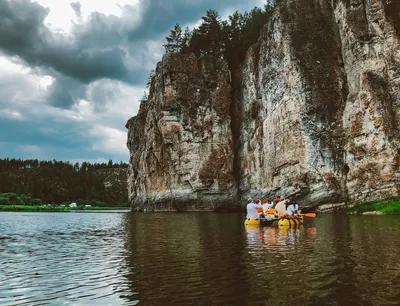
top-left (262, 199), bottom-right (276, 221)
top-left (262, 199), bottom-right (273, 214)
top-left (246, 198), bottom-right (262, 219)
top-left (273, 195), bottom-right (281, 205)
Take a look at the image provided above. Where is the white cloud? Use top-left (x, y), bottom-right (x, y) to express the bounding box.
top-left (89, 125), bottom-right (128, 156)
top-left (39, 75), bottom-right (55, 89)
top-left (34, 0), bottom-right (142, 34)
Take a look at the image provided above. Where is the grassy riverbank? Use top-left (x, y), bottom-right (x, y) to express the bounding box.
top-left (0, 205), bottom-right (131, 212)
top-left (346, 199), bottom-right (400, 215)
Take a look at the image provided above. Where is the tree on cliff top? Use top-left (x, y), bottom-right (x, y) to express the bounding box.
top-left (163, 23), bottom-right (183, 53)
top-left (197, 9), bottom-right (225, 63)
top-left (162, 4), bottom-right (275, 71)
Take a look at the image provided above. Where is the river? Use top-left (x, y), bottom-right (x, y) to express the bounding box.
top-left (0, 212), bottom-right (399, 305)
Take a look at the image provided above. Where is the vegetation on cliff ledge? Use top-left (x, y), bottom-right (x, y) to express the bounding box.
top-left (346, 199), bottom-right (400, 215)
top-left (145, 3), bottom-right (275, 88)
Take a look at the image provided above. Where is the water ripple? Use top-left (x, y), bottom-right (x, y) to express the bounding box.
top-left (0, 212), bottom-right (399, 305)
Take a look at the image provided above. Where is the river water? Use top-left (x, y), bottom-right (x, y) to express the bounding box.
top-left (0, 212), bottom-right (399, 305)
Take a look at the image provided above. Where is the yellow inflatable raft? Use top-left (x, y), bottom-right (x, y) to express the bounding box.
top-left (244, 218), bottom-right (263, 226)
top-left (278, 216), bottom-right (303, 227)
top-left (244, 216), bottom-right (276, 226)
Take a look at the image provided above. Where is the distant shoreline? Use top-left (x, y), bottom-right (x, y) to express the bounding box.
top-left (0, 205), bottom-right (131, 212)
top-left (1, 201), bottom-right (399, 215)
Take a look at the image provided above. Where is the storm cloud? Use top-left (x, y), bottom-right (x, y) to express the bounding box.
top-left (0, 0), bottom-right (265, 162)
top-left (0, 0), bottom-right (256, 87)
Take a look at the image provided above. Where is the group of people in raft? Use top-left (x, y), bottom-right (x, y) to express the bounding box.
top-left (246, 196), bottom-right (302, 222)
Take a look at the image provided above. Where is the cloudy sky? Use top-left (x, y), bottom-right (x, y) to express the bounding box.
top-left (0, 0), bottom-right (265, 164)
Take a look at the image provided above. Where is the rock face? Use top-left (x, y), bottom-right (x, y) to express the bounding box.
top-left (126, 54), bottom-right (237, 211)
top-left (239, 0), bottom-right (400, 205)
top-left (126, 0), bottom-right (400, 211)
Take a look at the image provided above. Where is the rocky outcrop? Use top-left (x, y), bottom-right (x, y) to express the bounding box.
top-left (239, 0), bottom-right (400, 205)
top-left (126, 0), bottom-right (400, 211)
top-left (238, 0), bottom-right (347, 204)
top-left (126, 54), bottom-right (237, 211)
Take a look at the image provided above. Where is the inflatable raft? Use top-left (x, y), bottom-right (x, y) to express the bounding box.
top-left (244, 215), bottom-right (304, 227)
top-left (244, 215), bottom-right (276, 226)
top-left (278, 216), bottom-right (303, 227)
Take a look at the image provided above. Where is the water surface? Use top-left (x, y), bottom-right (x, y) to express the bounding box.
top-left (0, 212), bottom-right (399, 305)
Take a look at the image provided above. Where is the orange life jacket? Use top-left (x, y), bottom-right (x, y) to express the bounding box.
top-left (266, 208), bottom-right (276, 215)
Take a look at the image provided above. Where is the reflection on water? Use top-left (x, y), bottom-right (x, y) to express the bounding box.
top-left (0, 212), bottom-right (399, 305)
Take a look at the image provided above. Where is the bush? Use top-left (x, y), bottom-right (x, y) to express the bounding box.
top-left (76, 199), bottom-right (88, 206)
top-left (20, 194), bottom-right (32, 205)
top-left (31, 198), bottom-right (43, 206)
top-left (0, 197), bottom-right (11, 205)
top-left (14, 196), bottom-right (24, 205)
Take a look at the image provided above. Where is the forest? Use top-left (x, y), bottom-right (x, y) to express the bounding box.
top-left (0, 158), bottom-right (128, 207)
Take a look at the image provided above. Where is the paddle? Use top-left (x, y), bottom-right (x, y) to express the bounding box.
top-left (298, 213), bottom-right (316, 218)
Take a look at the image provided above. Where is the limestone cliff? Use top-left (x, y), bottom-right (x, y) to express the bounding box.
top-left (126, 0), bottom-right (400, 211)
top-left (126, 54), bottom-right (237, 211)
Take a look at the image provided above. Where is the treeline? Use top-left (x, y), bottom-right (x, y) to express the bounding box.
top-left (0, 158), bottom-right (128, 206)
top-left (0, 158), bottom-right (128, 172)
top-left (0, 192), bottom-right (43, 206)
top-left (145, 3), bottom-right (275, 89)
top-left (0, 192), bottom-right (125, 208)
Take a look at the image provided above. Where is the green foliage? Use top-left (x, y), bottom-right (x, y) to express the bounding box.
top-left (0, 197), bottom-right (11, 205)
top-left (0, 192), bottom-right (130, 211)
top-left (0, 158), bottom-right (128, 206)
top-left (0, 204), bottom-right (131, 212)
top-left (88, 199), bottom-right (107, 207)
top-left (164, 23), bottom-right (184, 53)
top-left (162, 4), bottom-right (276, 71)
top-left (31, 198), bottom-right (42, 206)
top-left (146, 70), bottom-right (155, 88)
top-left (346, 199), bottom-right (400, 215)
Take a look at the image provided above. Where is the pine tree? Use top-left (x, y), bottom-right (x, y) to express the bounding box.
top-left (163, 23), bottom-right (183, 53)
top-left (146, 69), bottom-right (155, 88)
top-left (197, 10), bottom-right (224, 64)
top-left (223, 11), bottom-right (245, 69)
top-left (181, 27), bottom-right (192, 54)
top-left (140, 91), bottom-right (148, 102)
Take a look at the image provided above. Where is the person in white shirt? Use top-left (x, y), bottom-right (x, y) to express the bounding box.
top-left (293, 202), bottom-right (301, 214)
top-left (286, 203), bottom-right (295, 216)
top-left (274, 199), bottom-right (290, 218)
top-left (246, 198), bottom-right (262, 219)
